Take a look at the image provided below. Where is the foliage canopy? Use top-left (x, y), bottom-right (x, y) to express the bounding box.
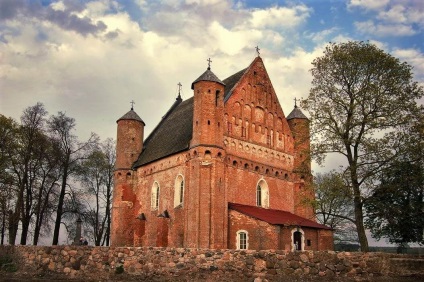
top-left (303, 41), bottom-right (424, 251)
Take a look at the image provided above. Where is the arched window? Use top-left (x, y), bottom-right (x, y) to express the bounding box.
top-left (151, 182), bottom-right (160, 210)
top-left (174, 175), bottom-right (184, 207)
top-left (256, 179), bottom-right (269, 208)
top-left (236, 230), bottom-right (249, 250)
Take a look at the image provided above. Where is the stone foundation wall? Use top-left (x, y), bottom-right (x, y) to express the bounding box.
top-left (1, 245), bottom-right (423, 281)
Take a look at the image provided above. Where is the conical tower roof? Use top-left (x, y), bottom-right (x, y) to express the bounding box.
top-left (117, 109), bottom-right (145, 125)
top-left (287, 105), bottom-right (308, 120)
top-left (191, 68), bottom-right (225, 89)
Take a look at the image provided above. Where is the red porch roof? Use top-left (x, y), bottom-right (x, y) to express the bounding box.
top-left (229, 203), bottom-right (331, 230)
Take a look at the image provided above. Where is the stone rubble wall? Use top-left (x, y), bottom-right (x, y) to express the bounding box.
top-left (1, 245), bottom-right (423, 281)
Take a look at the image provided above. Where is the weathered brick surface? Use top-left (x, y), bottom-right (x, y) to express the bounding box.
top-left (112, 57), bottom-right (330, 250)
top-left (1, 246), bottom-right (423, 281)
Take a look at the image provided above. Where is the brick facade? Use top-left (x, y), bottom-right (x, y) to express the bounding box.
top-left (111, 56), bottom-right (333, 250)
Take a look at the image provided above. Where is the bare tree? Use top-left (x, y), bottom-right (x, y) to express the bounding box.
top-left (0, 115), bottom-right (18, 244)
top-left (32, 137), bottom-right (62, 245)
top-left (48, 112), bottom-right (98, 245)
top-left (7, 103), bottom-right (48, 245)
top-left (79, 138), bottom-right (115, 246)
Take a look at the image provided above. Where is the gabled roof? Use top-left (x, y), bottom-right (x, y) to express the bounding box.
top-left (223, 68), bottom-right (247, 101)
top-left (133, 97), bottom-right (193, 167)
top-left (191, 68), bottom-right (225, 89)
top-left (287, 106), bottom-right (308, 120)
top-left (117, 109), bottom-right (145, 125)
top-left (229, 202), bottom-right (331, 230)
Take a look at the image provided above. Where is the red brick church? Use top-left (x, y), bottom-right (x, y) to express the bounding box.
top-left (111, 55), bottom-right (333, 251)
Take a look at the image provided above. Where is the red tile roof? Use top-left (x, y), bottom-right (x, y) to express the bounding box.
top-left (229, 203), bottom-right (331, 230)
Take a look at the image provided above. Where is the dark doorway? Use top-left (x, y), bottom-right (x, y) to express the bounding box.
top-left (294, 231), bottom-right (302, 251)
top-left (156, 218), bottom-right (169, 247)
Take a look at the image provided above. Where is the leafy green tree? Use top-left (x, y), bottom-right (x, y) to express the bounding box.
top-left (313, 171), bottom-right (358, 244)
top-left (302, 41), bottom-right (423, 251)
top-left (365, 111), bottom-right (424, 247)
top-left (365, 160), bottom-right (423, 247)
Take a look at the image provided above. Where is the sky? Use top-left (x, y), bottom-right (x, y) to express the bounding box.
top-left (1, 0), bottom-right (423, 246)
top-left (1, 0), bottom-right (423, 143)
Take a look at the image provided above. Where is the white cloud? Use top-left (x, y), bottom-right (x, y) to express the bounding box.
top-left (305, 27), bottom-right (340, 44)
top-left (391, 48), bottom-right (424, 82)
top-left (185, 0), bottom-right (224, 5)
top-left (250, 5), bottom-right (311, 29)
top-left (348, 0), bottom-right (390, 11)
top-left (349, 0), bottom-right (424, 38)
top-left (266, 45), bottom-right (326, 115)
top-left (376, 4), bottom-right (424, 26)
top-left (355, 20), bottom-right (416, 37)
top-left (376, 4), bottom-right (407, 23)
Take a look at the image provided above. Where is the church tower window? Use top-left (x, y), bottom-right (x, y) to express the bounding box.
top-left (256, 179), bottom-right (269, 208)
top-left (151, 182), bottom-right (160, 210)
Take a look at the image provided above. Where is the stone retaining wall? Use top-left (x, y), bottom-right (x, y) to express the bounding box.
top-left (1, 245), bottom-right (423, 281)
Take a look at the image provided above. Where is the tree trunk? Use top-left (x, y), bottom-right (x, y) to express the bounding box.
top-left (20, 216), bottom-right (29, 245)
top-left (52, 158), bottom-right (69, 245)
top-left (353, 188), bottom-right (369, 252)
top-left (1, 212), bottom-right (5, 245)
top-left (105, 191), bottom-right (111, 246)
top-left (33, 191), bottom-right (43, 245)
top-left (20, 186), bottom-right (32, 245)
top-left (346, 144), bottom-right (369, 252)
top-left (8, 209), bottom-right (18, 245)
top-left (9, 182), bottom-right (24, 245)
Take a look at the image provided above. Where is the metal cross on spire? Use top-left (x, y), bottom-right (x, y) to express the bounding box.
top-left (255, 46), bottom-right (260, 57)
top-left (130, 100), bottom-right (135, 110)
top-left (294, 97), bottom-right (298, 108)
top-left (177, 82), bottom-right (182, 94)
top-left (207, 58), bottom-right (212, 70)
top-left (177, 82), bottom-right (182, 99)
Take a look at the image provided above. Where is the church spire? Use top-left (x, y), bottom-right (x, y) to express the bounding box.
top-left (287, 98), bottom-right (308, 120)
top-left (176, 82), bottom-right (182, 101)
top-left (207, 58), bottom-right (212, 70)
top-left (255, 45), bottom-right (260, 57)
top-left (191, 58), bottom-right (225, 89)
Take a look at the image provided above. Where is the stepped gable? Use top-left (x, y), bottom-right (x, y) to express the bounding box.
top-left (133, 97), bottom-right (192, 167)
top-left (229, 202), bottom-right (331, 229)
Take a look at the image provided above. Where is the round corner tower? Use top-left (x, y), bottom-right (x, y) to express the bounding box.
top-left (287, 104), bottom-right (314, 219)
top-left (111, 107), bottom-right (145, 246)
top-left (190, 66), bottom-right (226, 148)
top-left (185, 65), bottom-right (227, 249)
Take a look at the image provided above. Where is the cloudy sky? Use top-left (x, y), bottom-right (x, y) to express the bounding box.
top-left (1, 0), bottom-right (423, 144)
